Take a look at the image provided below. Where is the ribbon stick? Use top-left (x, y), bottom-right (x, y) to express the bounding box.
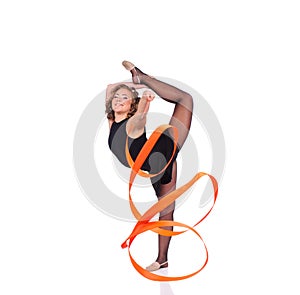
top-left (122, 124), bottom-right (218, 281)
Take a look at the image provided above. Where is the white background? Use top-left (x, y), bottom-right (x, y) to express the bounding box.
top-left (1, 0), bottom-right (299, 294)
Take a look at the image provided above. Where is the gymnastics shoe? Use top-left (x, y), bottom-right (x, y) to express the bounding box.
top-left (145, 261), bottom-right (168, 272)
top-left (122, 60), bottom-right (142, 84)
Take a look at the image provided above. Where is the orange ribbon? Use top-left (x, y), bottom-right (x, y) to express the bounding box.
top-left (121, 124), bottom-right (218, 281)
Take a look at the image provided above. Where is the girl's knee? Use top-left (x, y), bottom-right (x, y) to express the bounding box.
top-left (179, 93), bottom-right (193, 110)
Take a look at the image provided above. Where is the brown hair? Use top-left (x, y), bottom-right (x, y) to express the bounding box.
top-left (105, 84), bottom-right (140, 120)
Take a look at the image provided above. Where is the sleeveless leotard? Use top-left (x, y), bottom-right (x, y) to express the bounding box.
top-left (108, 118), bottom-right (178, 185)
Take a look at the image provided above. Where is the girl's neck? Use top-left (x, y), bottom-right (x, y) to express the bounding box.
top-left (114, 113), bottom-right (128, 123)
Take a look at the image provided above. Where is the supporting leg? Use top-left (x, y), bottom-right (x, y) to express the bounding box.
top-left (150, 161), bottom-right (177, 267)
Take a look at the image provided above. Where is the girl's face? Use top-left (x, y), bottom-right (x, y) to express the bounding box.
top-left (111, 88), bottom-right (133, 115)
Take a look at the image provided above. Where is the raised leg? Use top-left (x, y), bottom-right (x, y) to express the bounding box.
top-left (122, 61), bottom-right (193, 149)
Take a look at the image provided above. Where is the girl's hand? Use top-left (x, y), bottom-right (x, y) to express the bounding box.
top-left (142, 90), bottom-right (155, 102)
top-left (125, 82), bottom-right (147, 89)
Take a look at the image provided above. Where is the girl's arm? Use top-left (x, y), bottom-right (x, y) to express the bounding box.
top-left (136, 90), bottom-right (155, 119)
top-left (105, 82), bottom-right (147, 103)
top-left (126, 90), bottom-right (155, 138)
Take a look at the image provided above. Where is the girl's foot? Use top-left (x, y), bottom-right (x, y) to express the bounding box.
top-left (122, 60), bottom-right (147, 84)
top-left (145, 261), bottom-right (168, 272)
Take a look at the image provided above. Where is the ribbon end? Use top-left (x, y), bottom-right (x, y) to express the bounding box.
top-left (121, 239), bottom-right (129, 249)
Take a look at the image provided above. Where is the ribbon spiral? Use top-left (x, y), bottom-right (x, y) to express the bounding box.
top-left (121, 124), bottom-right (218, 281)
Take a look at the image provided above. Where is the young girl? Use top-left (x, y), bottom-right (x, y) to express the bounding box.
top-left (105, 61), bottom-right (193, 271)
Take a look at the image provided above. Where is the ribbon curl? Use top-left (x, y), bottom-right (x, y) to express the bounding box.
top-left (121, 124), bottom-right (218, 281)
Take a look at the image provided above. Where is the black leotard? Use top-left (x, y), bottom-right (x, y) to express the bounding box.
top-left (108, 118), bottom-right (178, 185)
